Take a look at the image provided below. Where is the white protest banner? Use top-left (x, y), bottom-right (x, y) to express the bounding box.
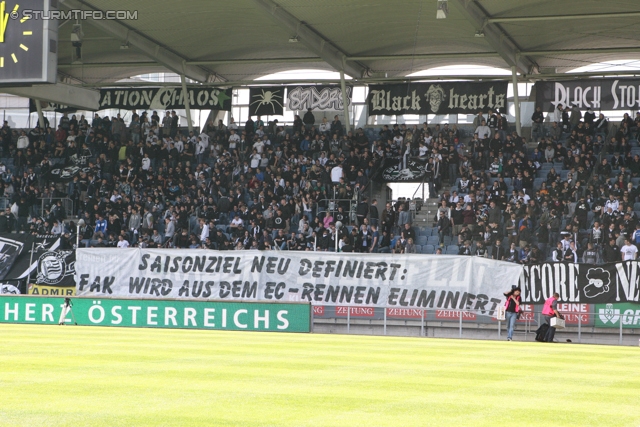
top-left (75, 249), bottom-right (522, 313)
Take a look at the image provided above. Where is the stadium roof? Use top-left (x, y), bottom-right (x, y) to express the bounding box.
top-left (54, 0), bottom-right (640, 85)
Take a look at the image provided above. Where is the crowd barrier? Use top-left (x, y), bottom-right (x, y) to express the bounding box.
top-left (311, 304), bottom-right (640, 345)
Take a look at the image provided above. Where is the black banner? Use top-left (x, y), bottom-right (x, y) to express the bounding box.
top-left (47, 166), bottom-right (92, 183)
top-left (249, 87), bottom-right (285, 116)
top-left (98, 87), bottom-right (232, 111)
top-left (0, 236), bottom-right (26, 281)
top-left (28, 99), bottom-right (76, 114)
top-left (0, 234), bottom-right (75, 289)
top-left (367, 82), bottom-right (508, 116)
top-left (520, 261), bottom-right (640, 305)
top-left (535, 78), bottom-right (640, 112)
top-left (376, 157), bottom-right (429, 183)
top-left (34, 249), bottom-right (75, 288)
top-left (286, 85), bottom-right (351, 111)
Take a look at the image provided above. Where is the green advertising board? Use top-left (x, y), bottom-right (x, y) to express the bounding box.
top-left (0, 297), bottom-right (311, 333)
top-left (594, 303), bottom-right (640, 329)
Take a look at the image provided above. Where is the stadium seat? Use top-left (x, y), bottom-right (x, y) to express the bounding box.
top-left (533, 178), bottom-right (544, 190)
top-left (443, 235), bottom-right (452, 245)
top-left (445, 245), bottom-right (459, 254)
top-left (416, 236), bottom-right (428, 246)
top-left (424, 244), bottom-right (435, 254)
top-left (427, 236), bottom-right (440, 245)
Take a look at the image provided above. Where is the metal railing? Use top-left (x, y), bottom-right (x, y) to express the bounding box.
top-left (38, 197), bottom-right (75, 218)
top-left (0, 196), bottom-right (74, 220)
top-left (311, 305), bottom-right (640, 346)
top-left (317, 198), bottom-right (358, 224)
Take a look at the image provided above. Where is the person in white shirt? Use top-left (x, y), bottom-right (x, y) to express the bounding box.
top-left (199, 132), bottom-right (210, 148)
top-left (604, 195), bottom-right (619, 212)
top-left (66, 131), bottom-right (76, 145)
top-left (17, 131), bottom-right (29, 150)
top-left (199, 218), bottom-right (209, 243)
top-left (553, 104), bottom-right (563, 123)
top-left (196, 138), bottom-right (207, 159)
top-left (331, 164), bottom-right (343, 183)
top-left (230, 215), bottom-right (244, 229)
top-left (621, 239), bottom-right (638, 260)
top-left (253, 139), bottom-right (265, 154)
top-left (51, 220), bottom-right (63, 235)
top-left (250, 150), bottom-right (261, 169)
top-left (174, 138), bottom-right (184, 154)
top-left (228, 129), bottom-right (240, 145)
top-left (228, 118), bottom-right (238, 130)
top-left (475, 120), bottom-right (491, 139)
top-left (141, 154), bottom-right (151, 171)
top-left (419, 142), bottom-right (429, 157)
top-left (117, 235), bottom-right (130, 248)
top-left (110, 190), bottom-right (122, 203)
top-left (319, 118), bottom-right (331, 135)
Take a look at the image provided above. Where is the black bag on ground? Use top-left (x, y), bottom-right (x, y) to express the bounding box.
top-left (535, 323), bottom-right (549, 342)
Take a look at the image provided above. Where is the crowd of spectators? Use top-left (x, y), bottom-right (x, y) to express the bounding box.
top-left (431, 105), bottom-right (640, 265)
top-left (3, 102), bottom-right (640, 263)
top-left (0, 110), bottom-right (434, 254)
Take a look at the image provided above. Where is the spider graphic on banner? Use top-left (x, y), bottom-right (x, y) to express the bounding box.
top-left (249, 88), bottom-right (284, 116)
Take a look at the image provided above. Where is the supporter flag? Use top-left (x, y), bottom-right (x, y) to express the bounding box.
top-left (0, 234), bottom-right (75, 293)
top-left (375, 157), bottom-right (430, 183)
top-left (0, 236), bottom-right (26, 280)
top-left (249, 87), bottom-right (285, 116)
top-left (28, 99), bottom-right (76, 113)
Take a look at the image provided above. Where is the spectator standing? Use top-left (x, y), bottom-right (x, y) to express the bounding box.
top-left (303, 108), bottom-right (315, 131)
top-left (621, 238), bottom-right (638, 261)
top-left (504, 287), bottom-right (522, 341)
top-left (582, 243), bottom-right (597, 264)
top-left (437, 211), bottom-right (450, 247)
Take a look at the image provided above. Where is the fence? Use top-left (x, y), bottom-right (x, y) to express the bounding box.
top-left (39, 197), bottom-right (75, 219)
top-left (0, 197), bottom-right (75, 231)
top-left (310, 305), bottom-right (640, 346)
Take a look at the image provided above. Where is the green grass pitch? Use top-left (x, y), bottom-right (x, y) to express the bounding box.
top-left (1, 324), bottom-right (639, 427)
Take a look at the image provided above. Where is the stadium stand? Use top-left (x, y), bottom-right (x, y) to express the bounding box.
top-left (0, 103), bottom-right (634, 266)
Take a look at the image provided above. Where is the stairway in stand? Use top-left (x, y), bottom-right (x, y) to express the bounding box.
top-left (412, 179), bottom-right (450, 228)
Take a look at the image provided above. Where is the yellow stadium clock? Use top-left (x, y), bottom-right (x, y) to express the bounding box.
top-left (0, 0), bottom-right (57, 84)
